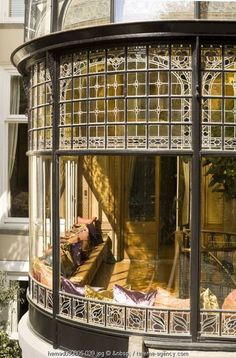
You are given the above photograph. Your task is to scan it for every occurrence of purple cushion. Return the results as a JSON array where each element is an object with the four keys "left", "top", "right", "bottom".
[
  {"left": 70, "top": 242, "right": 83, "bottom": 267},
  {"left": 113, "top": 284, "right": 157, "bottom": 306},
  {"left": 61, "top": 277, "right": 103, "bottom": 297}
]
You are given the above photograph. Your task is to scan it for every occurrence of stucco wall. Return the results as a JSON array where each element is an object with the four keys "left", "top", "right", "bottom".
[{"left": 0, "top": 25, "right": 24, "bottom": 64}]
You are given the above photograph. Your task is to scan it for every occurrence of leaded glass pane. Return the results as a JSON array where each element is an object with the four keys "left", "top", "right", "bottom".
[
  {"left": 225, "top": 99, "right": 236, "bottom": 123},
  {"left": 149, "top": 98, "right": 169, "bottom": 122},
  {"left": 127, "top": 46, "right": 147, "bottom": 70},
  {"left": 224, "top": 45, "right": 236, "bottom": 70},
  {"left": 89, "top": 50, "right": 105, "bottom": 73},
  {"left": 171, "top": 44, "right": 192, "bottom": 69},
  {"left": 73, "top": 51, "right": 88, "bottom": 76},
  {"left": 172, "top": 98, "right": 191, "bottom": 123},
  {"left": 201, "top": 44, "right": 236, "bottom": 151},
  {"left": 73, "top": 77, "right": 87, "bottom": 100},
  {"left": 202, "top": 72, "right": 222, "bottom": 97},
  {"left": 148, "top": 125, "right": 169, "bottom": 149},
  {"left": 89, "top": 75, "right": 105, "bottom": 98},
  {"left": 60, "top": 79, "right": 72, "bottom": 102},
  {"left": 107, "top": 99, "right": 125, "bottom": 122},
  {"left": 89, "top": 126, "right": 105, "bottom": 148},
  {"left": 89, "top": 100, "right": 105, "bottom": 123},
  {"left": 107, "top": 74, "right": 125, "bottom": 97},
  {"left": 107, "top": 125, "right": 125, "bottom": 148},
  {"left": 73, "top": 102, "right": 87, "bottom": 124},
  {"left": 201, "top": 45, "right": 222, "bottom": 70},
  {"left": 149, "top": 72, "right": 169, "bottom": 96},
  {"left": 107, "top": 48, "right": 125, "bottom": 72},
  {"left": 127, "top": 73, "right": 146, "bottom": 96},
  {"left": 73, "top": 126, "right": 87, "bottom": 149},
  {"left": 149, "top": 45, "right": 169, "bottom": 70},
  {"left": 202, "top": 99, "right": 222, "bottom": 124},
  {"left": 127, "top": 124, "right": 147, "bottom": 148},
  {"left": 127, "top": 99, "right": 146, "bottom": 122},
  {"left": 225, "top": 72, "right": 236, "bottom": 97},
  {"left": 171, "top": 72, "right": 192, "bottom": 96},
  {"left": 60, "top": 55, "right": 73, "bottom": 78}
]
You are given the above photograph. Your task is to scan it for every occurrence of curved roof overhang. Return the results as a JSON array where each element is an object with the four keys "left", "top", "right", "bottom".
[{"left": 11, "top": 20, "right": 236, "bottom": 74}]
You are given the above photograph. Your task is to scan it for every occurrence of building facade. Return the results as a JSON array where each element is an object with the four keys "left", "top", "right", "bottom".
[
  {"left": 12, "top": 0, "right": 236, "bottom": 356},
  {"left": 0, "top": 0, "right": 29, "bottom": 340}
]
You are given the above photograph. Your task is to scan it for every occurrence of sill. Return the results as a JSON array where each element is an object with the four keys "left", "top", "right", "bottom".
[
  {"left": 3, "top": 17, "right": 24, "bottom": 24},
  {"left": 1, "top": 218, "right": 29, "bottom": 232}
]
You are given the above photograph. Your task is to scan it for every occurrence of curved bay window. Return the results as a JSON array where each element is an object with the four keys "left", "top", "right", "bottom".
[{"left": 11, "top": 16, "right": 236, "bottom": 353}]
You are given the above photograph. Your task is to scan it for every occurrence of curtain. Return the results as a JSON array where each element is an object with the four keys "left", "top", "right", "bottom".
[
  {"left": 182, "top": 160, "right": 190, "bottom": 227},
  {"left": 8, "top": 77, "right": 20, "bottom": 179}
]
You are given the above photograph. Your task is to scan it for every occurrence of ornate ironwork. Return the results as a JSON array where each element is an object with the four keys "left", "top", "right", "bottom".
[
  {"left": 28, "top": 59, "right": 53, "bottom": 151},
  {"left": 29, "top": 275, "right": 236, "bottom": 338},
  {"left": 56, "top": 43, "right": 193, "bottom": 151},
  {"left": 201, "top": 44, "right": 236, "bottom": 151}
]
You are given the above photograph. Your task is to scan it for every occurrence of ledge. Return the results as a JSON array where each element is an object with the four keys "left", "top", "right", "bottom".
[{"left": 11, "top": 20, "right": 236, "bottom": 74}]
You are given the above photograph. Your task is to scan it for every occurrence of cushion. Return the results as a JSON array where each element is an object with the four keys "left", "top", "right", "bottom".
[
  {"left": 113, "top": 284, "right": 157, "bottom": 306},
  {"left": 70, "top": 242, "right": 83, "bottom": 267},
  {"left": 201, "top": 288, "right": 219, "bottom": 309},
  {"left": 32, "top": 258, "right": 52, "bottom": 288},
  {"left": 61, "top": 277, "right": 103, "bottom": 296},
  {"left": 222, "top": 289, "right": 236, "bottom": 310},
  {"left": 84, "top": 285, "right": 113, "bottom": 302},
  {"left": 60, "top": 244, "right": 76, "bottom": 277}
]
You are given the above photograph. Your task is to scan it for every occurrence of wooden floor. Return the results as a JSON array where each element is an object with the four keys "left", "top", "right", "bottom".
[{"left": 92, "top": 243, "right": 176, "bottom": 291}]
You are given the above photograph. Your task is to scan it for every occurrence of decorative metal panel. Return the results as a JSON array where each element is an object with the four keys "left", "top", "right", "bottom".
[
  {"left": 58, "top": 44, "right": 192, "bottom": 151},
  {"left": 201, "top": 44, "right": 236, "bottom": 151},
  {"left": 28, "top": 60, "right": 53, "bottom": 151}
]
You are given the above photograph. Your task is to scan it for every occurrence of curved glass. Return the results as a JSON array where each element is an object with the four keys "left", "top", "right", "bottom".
[
  {"left": 114, "top": 0, "right": 194, "bottom": 22},
  {"left": 59, "top": 0, "right": 111, "bottom": 31},
  {"left": 24, "top": 1, "right": 236, "bottom": 42},
  {"left": 26, "top": 41, "right": 236, "bottom": 338},
  {"left": 200, "top": 157, "right": 236, "bottom": 337},
  {"left": 25, "top": 0, "right": 51, "bottom": 41},
  {"left": 29, "top": 155, "right": 52, "bottom": 289}
]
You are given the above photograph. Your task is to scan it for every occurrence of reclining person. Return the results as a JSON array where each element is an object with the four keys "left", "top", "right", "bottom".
[{"left": 40, "top": 216, "right": 98, "bottom": 277}]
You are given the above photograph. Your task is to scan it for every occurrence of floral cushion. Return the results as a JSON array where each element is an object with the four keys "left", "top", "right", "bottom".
[
  {"left": 113, "top": 284, "right": 157, "bottom": 306},
  {"left": 200, "top": 288, "right": 219, "bottom": 309},
  {"left": 84, "top": 285, "right": 113, "bottom": 301}
]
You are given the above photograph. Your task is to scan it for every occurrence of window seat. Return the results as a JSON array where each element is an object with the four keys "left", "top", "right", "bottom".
[{"left": 70, "top": 235, "right": 112, "bottom": 286}]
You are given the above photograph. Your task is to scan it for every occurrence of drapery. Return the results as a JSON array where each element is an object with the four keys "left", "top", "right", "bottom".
[{"left": 8, "top": 76, "right": 20, "bottom": 180}]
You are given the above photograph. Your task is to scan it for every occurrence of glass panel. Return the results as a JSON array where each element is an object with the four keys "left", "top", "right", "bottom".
[
  {"left": 149, "top": 98, "right": 169, "bottom": 122},
  {"left": 29, "top": 60, "right": 53, "bottom": 151},
  {"left": 127, "top": 46, "right": 147, "bottom": 71},
  {"left": 114, "top": 0, "right": 194, "bottom": 22},
  {"left": 200, "top": 2, "right": 236, "bottom": 20},
  {"left": 200, "top": 157, "right": 236, "bottom": 337},
  {"left": 149, "top": 72, "right": 169, "bottom": 96},
  {"left": 149, "top": 45, "right": 169, "bottom": 70},
  {"left": 107, "top": 99, "right": 125, "bottom": 122},
  {"left": 29, "top": 156, "right": 52, "bottom": 287},
  {"left": 8, "top": 123, "right": 28, "bottom": 217},
  {"left": 201, "top": 44, "right": 236, "bottom": 151},
  {"left": 60, "top": 0, "right": 111, "bottom": 31},
  {"left": 107, "top": 48, "right": 125, "bottom": 72},
  {"left": 25, "top": 0, "right": 51, "bottom": 41},
  {"left": 56, "top": 155, "right": 191, "bottom": 321},
  {"left": 57, "top": 44, "right": 192, "bottom": 151},
  {"left": 107, "top": 74, "right": 125, "bottom": 97}
]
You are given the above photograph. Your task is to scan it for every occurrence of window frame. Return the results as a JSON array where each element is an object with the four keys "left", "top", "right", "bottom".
[
  {"left": 0, "top": 66, "right": 28, "bottom": 230},
  {"left": 0, "top": 0, "right": 24, "bottom": 24}
]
